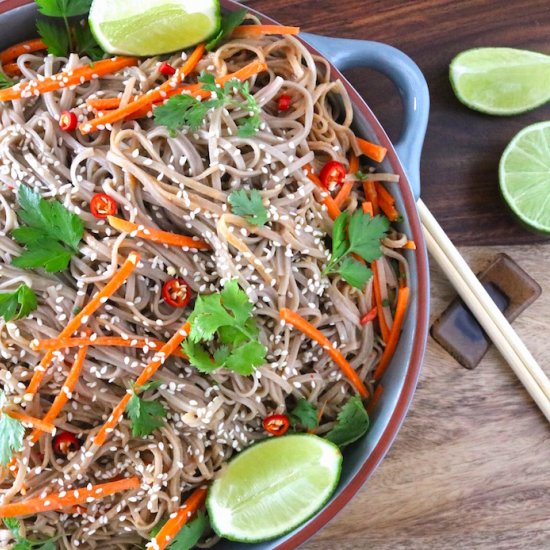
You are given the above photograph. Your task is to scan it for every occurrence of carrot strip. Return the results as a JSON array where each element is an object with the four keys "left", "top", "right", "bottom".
[
  {"left": 280, "top": 309, "right": 368, "bottom": 398},
  {"left": 80, "top": 44, "right": 205, "bottom": 134},
  {"left": 349, "top": 152, "right": 359, "bottom": 174},
  {"left": 33, "top": 336, "right": 186, "bottom": 358},
  {"left": 0, "top": 57, "right": 138, "bottom": 102},
  {"left": 0, "top": 39, "right": 46, "bottom": 64},
  {"left": 5, "top": 410, "right": 55, "bottom": 434},
  {"left": 362, "top": 201, "right": 373, "bottom": 217},
  {"left": 107, "top": 216, "right": 210, "bottom": 250},
  {"left": 0, "top": 476, "right": 140, "bottom": 518},
  {"left": 93, "top": 322, "right": 191, "bottom": 447},
  {"left": 374, "top": 182, "right": 395, "bottom": 205},
  {"left": 363, "top": 180, "right": 379, "bottom": 215},
  {"left": 303, "top": 164, "right": 341, "bottom": 220},
  {"left": 378, "top": 197, "right": 399, "bottom": 221},
  {"left": 357, "top": 137, "right": 387, "bottom": 163},
  {"left": 373, "top": 286, "right": 410, "bottom": 381},
  {"left": 86, "top": 97, "right": 128, "bottom": 110},
  {"left": 359, "top": 306, "right": 378, "bottom": 326},
  {"left": 334, "top": 181, "right": 353, "bottom": 208},
  {"left": 371, "top": 261, "right": 390, "bottom": 342},
  {"left": 3, "top": 62, "right": 22, "bottom": 76},
  {"left": 233, "top": 25, "right": 300, "bottom": 36},
  {"left": 24, "top": 252, "right": 140, "bottom": 400},
  {"left": 403, "top": 240, "right": 416, "bottom": 250},
  {"left": 151, "top": 487, "right": 208, "bottom": 550},
  {"left": 366, "top": 384, "right": 384, "bottom": 415}
]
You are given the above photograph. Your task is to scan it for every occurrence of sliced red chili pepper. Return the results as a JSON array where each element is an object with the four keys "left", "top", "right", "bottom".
[
  {"left": 90, "top": 193, "right": 118, "bottom": 219},
  {"left": 360, "top": 306, "right": 378, "bottom": 326},
  {"left": 59, "top": 110, "right": 78, "bottom": 132},
  {"left": 277, "top": 94, "right": 292, "bottom": 111},
  {"left": 159, "top": 62, "right": 176, "bottom": 76},
  {"left": 320, "top": 160, "right": 347, "bottom": 188},
  {"left": 263, "top": 414, "right": 290, "bottom": 436},
  {"left": 53, "top": 432, "right": 80, "bottom": 456},
  {"left": 162, "top": 278, "right": 192, "bottom": 308}
]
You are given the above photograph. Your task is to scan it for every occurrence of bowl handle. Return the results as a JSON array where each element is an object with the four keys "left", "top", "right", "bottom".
[{"left": 301, "top": 33, "right": 429, "bottom": 200}]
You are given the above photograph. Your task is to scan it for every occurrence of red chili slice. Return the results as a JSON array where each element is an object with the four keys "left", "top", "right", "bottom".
[
  {"left": 320, "top": 160, "right": 347, "bottom": 188},
  {"left": 90, "top": 193, "right": 118, "bottom": 219},
  {"left": 59, "top": 111, "right": 78, "bottom": 132},
  {"left": 162, "top": 278, "right": 192, "bottom": 308},
  {"left": 277, "top": 94, "right": 292, "bottom": 111},
  {"left": 159, "top": 62, "right": 176, "bottom": 76},
  {"left": 360, "top": 306, "right": 378, "bottom": 326},
  {"left": 53, "top": 432, "right": 80, "bottom": 456},
  {"left": 263, "top": 414, "right": 290, "bottom": 436}
]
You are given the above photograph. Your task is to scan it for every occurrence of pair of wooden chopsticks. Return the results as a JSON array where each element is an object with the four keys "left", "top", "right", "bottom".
[{"left": 417, "top": 199, "right": 550, "bottom": 423}]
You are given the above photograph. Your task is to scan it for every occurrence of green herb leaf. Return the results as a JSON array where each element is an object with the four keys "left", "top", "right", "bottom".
[
  {"left": 3, "top": 518, "right": 21, "bottom": 538},
  {"left": 225, "top": 340, "right": 266, "bottom": 375},
  {"left": 0, "top": 392, "right": 25, "bottom": 466},
  {"left": 126, "top": 384, "right": 167, "bottom": 438},
  {"left": 206, "top": 8, "right": 247, "bottom": 51},
  {"left": 0, "top": 284, "right": 38, "bottom": 322},
  {"left": 74, "top": 21, "right": 104, "bottom": 61},
  {"left": 347, "top": 212, "right": 390, "bottom": 262},
  {"left": 220, "top": 279, "right": 254, "bottom": 324},
  {"left": 0, "top": 71, "right": 15, "bottom": 90},
  {"left": 12, "top": 239, "right": 74, "bottom": 273},
  {"left": 36, "top": 18, "right": 69, "bottom": 56},
  {"left": 151, "top": 511, "right": 207, "bottom": 550},
  {"left": 35, "top": 0, "right": 92, "bottom": 17},
  {"left": 331, "top": 211, "right": 350, "bottom": 262},
  {"left": 228, "top": 189, "right": 268, "bottom": 226},
  {"left": 35, "top": 541, "right": 56, "bottom": 550},
  {"left": 325, "top": 396, "right": 370, "bottom": 448},
  {"left": 3, "top": 517, "right": 57, "bottom": 549},
  {"left": 182, "top": 341, "right": 219, "bottom": 373},
  {"left": 154, "top": 94, "right": 212, "bottom": 136},
  {"left": 289, "top": 399, "right": 318, "bottom": 429},
  {"left": 337, "top": 257, "right": 373, "bottom": 290}
]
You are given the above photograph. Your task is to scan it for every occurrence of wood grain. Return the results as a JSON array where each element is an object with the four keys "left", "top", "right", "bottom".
[{"left": 249, "top": 0, "right": 550, "bottom": 246}]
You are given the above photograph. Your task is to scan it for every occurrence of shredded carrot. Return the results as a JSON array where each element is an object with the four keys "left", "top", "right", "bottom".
[
  {"left": 32, "top": 336, "right": 186, "bottom": 358},
  {"left": 303, "top": 164, "right": 341, "bottom": 220},
  {"left": 334, "top": 182, "right": 353, "bottom": 208},
  {"left": 357, "top": 137, "right": 387, "bottom": 163},
  {"left": 403, "top": 240, "right": 416, "bottom": 250},
  {"left": 359, "top": 306, "right": 378, "bottom": 326},
  {"left": 349, "top": 153, "right": 359, "bottom": 174},
  {"left": 233, "top": 25, "right": 300, "bottom": 36},
  {"left": 373, "top": 286, "right": 410, "bottom": 381},
  {"left": 363, "top": 180, "right": 379, "bottom": 215},
  {"left": 93, "top": 322, "right": 191, "bottom": 447},
  {"left": 0, "top": 57, "right": 138, "bottom": 103},
  {"left": 3, "top": 62, "right": 22, "bottom": 76},
  {"left": 0, "top": 476, "right": 140, "bottom": 518},
  {"left": 378, "top": 197, "right": 399, "bottom": 221},
  {"left": 371, "top": 261, "right": 390, "bottom": 342},
  {"left": 4, "top": 410, "right": 55, "bottom": 434},
  {"left": 25, "top": 252, "right": 140, "bottom": 400},
  {"left": 107, "top": 216, "right": 210, "bottom": 250},
  {"left": 280, "top": 309, "right": 368, "bottom": 398},
  {"left": 366, "top": 384, "right": 384, "bottom": 415},
  {"left": 374, "top": 182, "right": 395, "bottom": 205},
  {"left": 0, "top": 39, "right": 46, "bottom": 64},
  {"left": 362, "top": 201, "right": 373, "bottom": 217},
  {"left": 86, "top": 97, "right": 129, "bottom": 110},
  {"left": 79, "top": 44, "right": 205, "bottom": 133},
  {"left": 151, "top": 486, "right": 208, "bottom": 550}
]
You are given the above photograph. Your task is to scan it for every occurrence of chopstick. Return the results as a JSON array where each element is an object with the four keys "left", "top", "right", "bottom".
[{"left": 417, "top": 199, "right": 550, "bottom": 422}]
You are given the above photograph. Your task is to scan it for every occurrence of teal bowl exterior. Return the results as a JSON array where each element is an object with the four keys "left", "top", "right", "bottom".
[{"left": 0, "top": 1, "right": 431, "bottom": 548}]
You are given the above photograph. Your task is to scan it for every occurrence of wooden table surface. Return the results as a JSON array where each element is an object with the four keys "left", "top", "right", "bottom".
[{"left": 243, "top": 0, "right": 550, "bottom": 547}]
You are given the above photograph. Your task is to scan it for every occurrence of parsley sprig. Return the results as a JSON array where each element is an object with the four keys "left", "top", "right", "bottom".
[
  {"left": 323, "top": 210, "right": 390, "bottom": 289},
  {"left": 0, "top": 284, "right": 38, "bottom": 322},
  {"left": 0, "top": 391, "right": 25, "bottom": 466},
  {"left": 151, "top": 511, "right": 208, "bottom": 550},
  {"left": 3, "top": 518, "right": 57, "bottom": 550},
  {"left": 126, "top": 381, "right": 167, "bottom": 438},
  {"left": 325, "top": 396, "right": 370, "bottom": 447},
  {"left": 228, "top": 189, "right": 268, "bottom": 226},
  {"left": 11, "top": 185, "right": 84, "bottom": 273},
  {"left": 35, "top": 0, "right": 104, "bottom": 60},
  {"left": 154, "top": 72, "right": 262, "bottom": 138},
  {"left": 182, "top": 280, "right": 267, "bottom": 376}
]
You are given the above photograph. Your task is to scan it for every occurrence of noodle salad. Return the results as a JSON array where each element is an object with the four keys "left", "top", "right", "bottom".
[{"left": 0, "top": 2, "right": 415, "bottom": 548}]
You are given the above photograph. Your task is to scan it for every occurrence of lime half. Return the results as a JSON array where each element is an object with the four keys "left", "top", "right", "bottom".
[
  {"left": 89, "top": 0, "right": 221, "bottom": 56},
  {"left": 450, "top": 48, "right": 550, "bottom": 115},
  {"left": 500, "top": 121, "right": 550, "bottom": 234},
  {"left": 207, "top": 434, "right": 342, "bottom": 542}
]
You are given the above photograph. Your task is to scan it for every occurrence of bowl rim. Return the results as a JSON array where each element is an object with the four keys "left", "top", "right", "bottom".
[{"left": 0, "top": 0, "right": 430, "bottom": 547}]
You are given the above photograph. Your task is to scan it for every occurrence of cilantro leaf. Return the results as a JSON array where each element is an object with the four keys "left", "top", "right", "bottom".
[
  {"left": 289, "top": 399, "right": 318, "bottom": 430},
  {"left": 0, "top": 394, "right": 25, "bottom": 465},
  {"left": 126, "top": 385, "right": 167, "bottom": 438},
  {"left": 12, "top": 239, "right": 74, "bottom": 273},
  {"left": 182, "top": 341, "right": 219, "bottom": 373},
  {"left": 154, "top": 94, "right": 212, "bottom": 136},
  {"left": 3, "top": 517, "right": 57, "bottom": 549},
  {"left": 331, "top": 211, "right": 349, "bottom": 261},
  {"left": 187, "top": 293, "right": 235, "bottom": 343},
  {"left": 228, "top": 190, "right": 268, "bottom": 226},
  {"left": 337, "top": 257, "right": 373, "bottom": 290},
  {"left": 35, "top": 0, "right": 92, "bottom": 17},
  {"left": 221, "top": 279, "right": 254, "bottom": 323},
  {"left": 206, "top": 8, "right": 247, "bottom": 51},
  {"left": 36, "top": 18, "right": 69, "bottom": 56},
  {"left": 0, "top": 284, "right": 38, "bottom": 322},
  {"left": 225, "top": 340, "right": 266, "bottom": 375},
  {"left": 348, "top": 212, "right": 390, "bottom": 262},
  {"left": 0, "top": 71, "right": 15, "bottom": 90},
  {"left": 3, "top": 518, "right": 21, "bottom": 537},
  {"left": 74, "top": 21, "right": 104, "bottom": 61},
  {"left": 325, "top": 396, "right": 370, "bottom": 448}
]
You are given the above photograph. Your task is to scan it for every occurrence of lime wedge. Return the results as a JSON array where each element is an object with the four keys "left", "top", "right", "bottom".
[
  {"left": 499, "top": 121, "right": 550, "bottom": 234},
  {"left": 89, "top": 0, "right": 221, "bottom": 56},
  {"left": 207, "top": 434, "right": 342, "bottom": 542},
  {"left": 450, "top": 48, "right": 550, "bottom": 115}
]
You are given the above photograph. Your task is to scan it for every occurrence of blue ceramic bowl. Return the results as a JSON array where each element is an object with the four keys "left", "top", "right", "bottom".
[{"left": 0, "top": 1, "right": 431, "bottom": 547}]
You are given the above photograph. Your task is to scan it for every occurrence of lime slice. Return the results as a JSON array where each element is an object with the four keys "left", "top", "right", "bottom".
[
  {"left": 89, "top": 0, "right": 221, "bottom": 56},
  {"left": 499, "top": 121, "right": 550, "bottom": 234},
  {"left": 450, "top": 48, "right": 550, "bottom": 115},
  {"left": 207, "top": 434, "right": 342, "bottom": 542}
]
